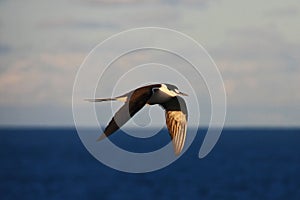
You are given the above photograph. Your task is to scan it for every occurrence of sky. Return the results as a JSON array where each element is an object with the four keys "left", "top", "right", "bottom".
[{"left": 0, "top": 0, "right": 299, "bottom": 127}]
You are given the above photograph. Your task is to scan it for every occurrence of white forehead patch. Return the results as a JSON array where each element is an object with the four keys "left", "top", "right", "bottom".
[{"left": 159, "top": 84, "right": 177, "bottom": 97}]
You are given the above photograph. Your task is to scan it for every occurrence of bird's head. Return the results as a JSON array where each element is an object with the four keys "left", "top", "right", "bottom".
[{"left": 161, "top": 83, "right": 188, "bottom": 97}]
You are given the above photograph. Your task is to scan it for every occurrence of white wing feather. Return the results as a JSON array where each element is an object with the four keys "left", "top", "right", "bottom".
[{"left": 165, "top": 111, "right": 187, "bottom": 155}]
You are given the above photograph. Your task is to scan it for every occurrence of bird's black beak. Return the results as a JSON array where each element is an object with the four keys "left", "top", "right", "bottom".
[{"left": 178, "top": 91, "right": 188, "bottom": 96}]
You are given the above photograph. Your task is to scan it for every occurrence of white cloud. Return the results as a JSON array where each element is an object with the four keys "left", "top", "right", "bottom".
[
  {"left": 211, "top": 26, "right": 300, "bottom": 125},
  {"left": 0, "top": 53, "right": 85, "bottom": 106}
]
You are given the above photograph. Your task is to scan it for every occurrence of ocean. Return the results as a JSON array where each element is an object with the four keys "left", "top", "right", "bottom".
[{"left": 0, "top": 128, "right": 299, "bottom": 199}]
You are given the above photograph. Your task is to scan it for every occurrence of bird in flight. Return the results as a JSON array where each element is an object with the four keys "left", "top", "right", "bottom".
[{"left": 86, "top": 83, "right": 188, "bottom": 156}]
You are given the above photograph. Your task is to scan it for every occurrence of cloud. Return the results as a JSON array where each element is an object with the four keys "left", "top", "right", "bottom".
[
  {"left": 265, "top": 6, "right": 299, "bottom": 18},
  {"left": 80, "top": 0, "right": 213, "bottom": 6},
  {"left": 38, "top": 19, "right": 119, "bottom": 30},
  {"left": 0, "top": 44, "right": 11, "bottom": 54},
  {"left": 81, "top": 0, "right": 148, "bottom": 5},
  {"left": 210, "top": 26, "right": 300, "bottom": 125},
  {"left": 0, "top": 53, "right": 85, "bottom": 106},
  {"left": 217, "top": 27, "right": 298, "bottom": 68}
]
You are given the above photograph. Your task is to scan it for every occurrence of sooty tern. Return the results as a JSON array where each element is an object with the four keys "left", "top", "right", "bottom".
[{"left": 86, "top": 83, "right": 188, "bottom": 155}]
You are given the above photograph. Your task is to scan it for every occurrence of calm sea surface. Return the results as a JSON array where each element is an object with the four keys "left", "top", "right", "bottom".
[{"left": 0, "top": 128, "right": 299, "bottom": 199}]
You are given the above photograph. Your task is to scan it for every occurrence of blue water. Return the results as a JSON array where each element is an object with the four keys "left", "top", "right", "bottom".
[{"left": 0, "top": 128, "right": 299, "bottom": 200}]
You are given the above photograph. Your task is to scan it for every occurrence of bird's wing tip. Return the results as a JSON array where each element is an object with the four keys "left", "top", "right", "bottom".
[
  {"left": 173, "top": 144, "right": 183, "bottom": 156},
  {"left": 96, "top": 134, "right": 107, "bottom": 141}
]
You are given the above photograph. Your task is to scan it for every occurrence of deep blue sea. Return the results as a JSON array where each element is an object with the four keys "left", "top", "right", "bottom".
[{"left": 0, "top": 128, "right": 299, "bottom": 200}]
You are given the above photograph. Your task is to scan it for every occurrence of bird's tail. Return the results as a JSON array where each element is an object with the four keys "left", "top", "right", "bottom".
[
  {"left": 85, "top": 98, "right": 117, "bottom": 102},
  {"left": 85, "top": 95, "right": 128, "bottom": 103}
]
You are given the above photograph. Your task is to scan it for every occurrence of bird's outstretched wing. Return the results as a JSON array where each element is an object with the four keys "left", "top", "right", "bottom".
[
  {"left": 161, "top": 96, "right": 188, "bottom": 155},
  {"left": 166, "top": 111, "right": 187, "bottom": 155},
  {"left": 97, "top": 86, "right": 156, "bottom": 141}
]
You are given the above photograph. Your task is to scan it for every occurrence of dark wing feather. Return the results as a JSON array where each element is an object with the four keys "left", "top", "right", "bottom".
[
  {"left": 161, "top": 96, "right": 188, "bottom": 155},
  {"left": 97, "top": 86, "right": 156, "bottom": 141}
]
